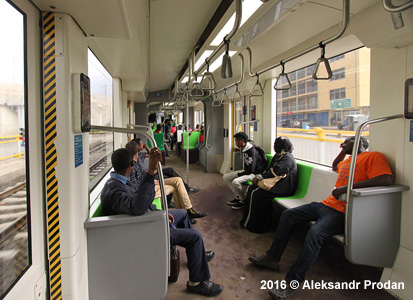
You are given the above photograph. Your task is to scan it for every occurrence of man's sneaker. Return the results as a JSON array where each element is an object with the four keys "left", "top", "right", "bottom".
[
  {"left": 232, "top": 201, "right": 245, "bottom": 210},
  {"left": 188, "top": 187, "right": 201, "bottom": 195},
  {"left": 187, "top": 209, "right": 208, "bottom": 219},
  {"left": 268, "top": 286, "right": 298, "bottom": 300},
  {"left": 227, "top": 198, "right": 240, "bottom": 205}
]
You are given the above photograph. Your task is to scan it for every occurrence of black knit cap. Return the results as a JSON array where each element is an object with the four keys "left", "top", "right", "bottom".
[{"left": 274, "top": 136, "right": 293, "bottom": 153}]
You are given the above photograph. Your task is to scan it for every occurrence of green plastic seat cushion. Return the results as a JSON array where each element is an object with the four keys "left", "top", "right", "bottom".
[{"left": 182, "top": 132, "right": 199, "bottom": 150}]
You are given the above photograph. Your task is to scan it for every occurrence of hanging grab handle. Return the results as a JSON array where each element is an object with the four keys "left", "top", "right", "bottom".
[
  {"left": 312, "top": 43, "right": 332, "bottom": 80},
  {"left": 200, "top": 60, "right": 217, "bottom": 91},
  {"left": 191, "top": 75, "right": 205, "bottom": 97},
  {"left": 274, "top": 62, "right": 292, "bottom": 90},
  {"left": 221, "top": 88, "right": 231, "bottom": 105},
  {"left": 250, "top": 74, "right": 264, "bottom": 97},
  {"left": 221, "top": 39, "right": 233, "bottom": 79},
  {"left": 232, "top": 83, "right": 242, "bottom": 102},
  {"left": 211, "top": 92, "right": 222, "bottom": 107}
]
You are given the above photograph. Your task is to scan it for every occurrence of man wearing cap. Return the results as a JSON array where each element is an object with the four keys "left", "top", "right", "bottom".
[
  {"left": 223, "top": 132, "right": 264, "bottom": 209},
  {"left": 249, "top": 136, "right": 393, "bottom": 300}
]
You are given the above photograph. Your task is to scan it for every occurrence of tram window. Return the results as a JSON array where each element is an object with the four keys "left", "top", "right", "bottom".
[
  {"left": 290, "top": 83, "right": 297, "bottom": 97},
  {"left": 331, "top": 68, "right": 345, "bottom": 81},
  {"left": 234, "top": 100, "right": 243, "bottom": 133},
  {"left": 88, "top": 49, "right": 114, "bottom": 186},
  {"left": 330, "top": 88, "right": 346, "bottom": 100},
  {"left": 298, "top": 81, "right": 306, "bottom": 95},
  {"left": 275, "top": 47, "right": 371, "bottom": 166},
  {"left": 0, "top": 2, "right": 30, "bottom": 296}
]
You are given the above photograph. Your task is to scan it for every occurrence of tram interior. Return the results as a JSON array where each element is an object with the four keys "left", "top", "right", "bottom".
[{"left": 0, "top": 0, "right": 413, "bottom": 299}]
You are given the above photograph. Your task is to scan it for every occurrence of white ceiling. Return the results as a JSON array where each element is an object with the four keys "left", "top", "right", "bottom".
[{"left": 29, "top": 0, "right": 412, "bottom": 104}]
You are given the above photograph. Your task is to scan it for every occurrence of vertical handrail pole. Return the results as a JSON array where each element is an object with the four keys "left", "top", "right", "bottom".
[
  {"left": 186, "top": 93, "right": 190, "bottom": 184},
  {"left": 344, "top": 114, "right": 403, "bottom": 246}
]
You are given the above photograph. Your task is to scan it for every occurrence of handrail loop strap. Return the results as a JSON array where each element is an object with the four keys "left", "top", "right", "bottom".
[
  {"left": 274, "top": 61, "right": 292, "bottom": 91},
  {"left": 221, "top": 39, "right": 233, "bottom": 79},
  {"left": 250, "top": 74, "right": 264, "bottom": 97},
  {"left": 232, "top": 83, "right": 242, "bottom": 102},
  {"left": 312, "top": 44, "right": 332, "bottom": 80},
  {"left": 221, "top": 88, "right": 231, "bottom": 105}
]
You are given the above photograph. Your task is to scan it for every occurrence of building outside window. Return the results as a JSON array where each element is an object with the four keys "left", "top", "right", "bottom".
[
  {"left": 298, "top": 81, "right": 306, "bottom": 95},
  {"left": 331, "top": 68, "right": 345, "bottom": 81},
  {"left": 330, "top": 87, "right": 346, "bottom": 100},
  {"left": 274, "top": 48, "right": 370, "bottom": 166}
]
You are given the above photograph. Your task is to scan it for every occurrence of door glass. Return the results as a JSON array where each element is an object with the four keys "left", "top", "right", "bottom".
[{"left": 0, "top": 1, "right": 30, "bottom": 296}]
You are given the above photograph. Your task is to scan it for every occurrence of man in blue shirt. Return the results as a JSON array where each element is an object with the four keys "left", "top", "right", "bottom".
[{"left": 101, "top": 147, "right": 223, "bottom": 297}]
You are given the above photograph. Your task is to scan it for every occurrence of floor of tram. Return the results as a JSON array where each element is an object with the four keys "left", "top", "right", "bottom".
[{"left": 163, "top": 150, "right": 396, "bottom": 300}]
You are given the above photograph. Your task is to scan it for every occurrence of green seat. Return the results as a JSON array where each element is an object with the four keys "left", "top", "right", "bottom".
[
  {"left": 245, "top": 154, "right": 314, "bottom": 202},
  {"left": 91, "top": 197, "right": 163, "bottom": 217},
  {"left": 182, "top": 132, "right": 199, "bottom": 150},
  {"left": 147, "top": 133, "right": 165, "bottom": 151},
  {"left": 274, "top": 161, "right": 314, "bottom": 202}
]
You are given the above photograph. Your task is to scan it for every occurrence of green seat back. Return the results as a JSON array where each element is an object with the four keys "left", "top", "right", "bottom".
[
  {"left": 148, "top": 133, "right": 165, "bottom": 151},
  {"left": 91, "top": 197, "right": 162, "bottom": 217},
  {"left": 274, "top": 161, "right": 314, "bottom": 201},
  {"left": 182, "top": 132, "right": 199, "bottom": 150}
]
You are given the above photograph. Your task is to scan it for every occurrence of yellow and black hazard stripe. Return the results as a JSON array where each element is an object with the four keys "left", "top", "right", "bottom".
[{"left": 42, "top": 12, "right": 62, "bottom": 300}]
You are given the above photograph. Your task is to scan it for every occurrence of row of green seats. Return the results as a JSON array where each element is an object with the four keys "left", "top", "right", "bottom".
[{"left": 245, "top": 153, "right": 314, "bottom": 202}]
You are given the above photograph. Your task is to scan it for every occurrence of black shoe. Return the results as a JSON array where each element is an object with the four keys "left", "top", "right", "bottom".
[
  {"left": 188, "top": 187, "right": 201, "bottom": 194},
  {"left": 190, "top": 218, "right": 198, "bottom": 225},
  {"left": 227, "top": 198, "right": 240, "bottom": 205},
  {"left": 188, "top": 209, "right": 208, "bottom": 219},
  {"left": 187, "top": 280, "right": 223, "bottom": 297},
  {"left": 206, "top": 251, "right": 215, "bottom": 262},
  {"left": 232, "top": 201, "right": 245, "bottom": 210},
  {"left": 168, "top": 202, "right": 175, "bottom": 208},
  {"left": 249, "top": 255, "right": 280, "bottom": 271}
]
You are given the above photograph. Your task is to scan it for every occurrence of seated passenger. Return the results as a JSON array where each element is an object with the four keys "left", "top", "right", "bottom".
[
  {"left": 240, "top": 137, "right": 298, "bottom": 233},
  {"left": 130, "top": 138, "right": 200, "bottom": 194},
  {"left": 125, "top": 140, "right": 206, "bottom": 224},
  {"left": 101, "top": 148, "right": 223, "bottom": 297},
  {"left": 223, "top": 132, "right": 265, "bottom": 209},
  {"left": 249, "top": 136, "right": 393, "bottom": 300}
]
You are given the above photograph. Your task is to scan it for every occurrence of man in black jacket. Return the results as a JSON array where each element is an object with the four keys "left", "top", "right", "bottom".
[
  {"left": 223, "top": 132, "right": 263, "bottom": 209},
  {"left": 101, "top": 148, "right": 223, "bottom": 297}
]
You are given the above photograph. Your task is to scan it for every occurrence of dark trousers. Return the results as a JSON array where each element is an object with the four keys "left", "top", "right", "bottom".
[
  {"left": 266, "top": 202, "right": 344, "bottom": 283},
  {"left": 162, "top": 167, "right": 190, "bottom": 192},
  {"left": 241, "top": 185, "right": 278, "bottom": 233},
  {"left": 169, "top": 209, "right": 210, "bottom": 282}
]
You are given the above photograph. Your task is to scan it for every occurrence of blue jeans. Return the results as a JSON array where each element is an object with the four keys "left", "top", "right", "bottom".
[{"left": 266, "top": 202, "right": 344, "bottom": 283}]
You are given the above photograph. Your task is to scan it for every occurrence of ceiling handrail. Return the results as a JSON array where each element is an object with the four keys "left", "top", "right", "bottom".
[
  {"left": 383, "top": 0, "right": 413, "bottom": 12},
  {"left": 193, "top": 0, "right": 242, "bottom": 79},
  {"left": 247, "top": 0, "right": 350, "bottom": 78}
]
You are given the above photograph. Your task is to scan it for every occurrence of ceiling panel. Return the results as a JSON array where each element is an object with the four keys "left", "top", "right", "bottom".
[{"left": 149, "top": 0, "right": 222, "bottom": 92}]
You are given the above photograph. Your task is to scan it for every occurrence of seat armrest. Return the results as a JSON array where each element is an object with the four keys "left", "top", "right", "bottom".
[
  {"left": 351, "top": 185, "right": 409, "bottom": 197},
  {"left": 84, "top": 210, "right": 166, "bottom": 229}
]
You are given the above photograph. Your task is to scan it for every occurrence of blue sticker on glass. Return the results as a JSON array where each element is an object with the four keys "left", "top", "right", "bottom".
[{"left": 74, "top": 134, "right": 83, "bottom": 168}]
